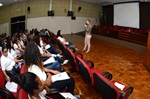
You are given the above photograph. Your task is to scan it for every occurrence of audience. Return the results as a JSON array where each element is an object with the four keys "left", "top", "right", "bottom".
[
  {"left": 13, "top": 72, "right": 51, "bottom": 99},
  {"left": 24, "top": 43, "right": 75, "bottom": 94}
]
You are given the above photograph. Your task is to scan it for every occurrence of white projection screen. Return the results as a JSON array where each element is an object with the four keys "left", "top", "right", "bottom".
[{"left": 113, "top": 2, "right": 139, "bottom": 28}]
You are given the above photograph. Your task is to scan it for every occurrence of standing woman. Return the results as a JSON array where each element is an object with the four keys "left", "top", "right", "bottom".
[{"left": 82, "top": 19, "right": 92, "bottom": 53}]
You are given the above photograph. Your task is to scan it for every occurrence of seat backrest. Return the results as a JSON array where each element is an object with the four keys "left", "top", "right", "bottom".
[
  {"left": 64, "top": 47, "right": 78, "bottom": 71},
  {"left": 20, "top": 65, "right": 26, "bottom": 74},
  {"left": 0, "top": 87, "right": 16, "bottom": 99},
  {"left": 56, "top": 39, "right": 66, "bottom": 54},
  {"left": 17, "top": 88, "right": 29, "bottom": 99},
  {"left": 0, "top": 69, "right": 5, "bottom": 88},
  {"left": 93, "top": 73, "right": 119, "bottom": 99},
  {"left": 76, "top": 57, "right": 92, "bottom": 83}
]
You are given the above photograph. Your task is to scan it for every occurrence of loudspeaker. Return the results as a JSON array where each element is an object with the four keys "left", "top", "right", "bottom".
[
  {"left": 67, "top": 11, "right": 74, "bottom": 16},
  {"left": 78, "top": 6, "right": 81, "bottom": 12},
  {"left": 27, "top": 7, "right": 30, "bottom": 12},
  {"left": 71, "top": 16, "right": 76, "bottom": 20},
  {"left": 48, "top": 10, "right": 54, "bottom": 16}
]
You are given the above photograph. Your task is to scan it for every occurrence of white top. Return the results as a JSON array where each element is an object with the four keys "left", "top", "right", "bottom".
[
  {"left": 38, "top": 45, "right": 44, "bottom": 55},
  {"left": 28, "top": 64, "right": 47, "bottom": 96},
  {"left": 8, "top": 49, "right": 17, "bottom": 58},
  {"left": 57, "top": 37, "right": 69, "bottom": 45},
  {"left": 28, "top": 64, "right": 47, "bottom": 81},
  {"left": 40, "top": 40, "right": 44, "bottom": 48},
  {"left": 28, "top": 93, "right": 47, "bottom": 99},
  {"left": 1, "top": 54, "right": 15, "bottom": 71},
  {"left": 19, "top": 40, "right": 24, "bottom": 47},
  {"left": 58, "top": 36, "right": 65, "bottom": 42},
  {"left": 13, "top": 43, "right": 21, "bottom": 55}
]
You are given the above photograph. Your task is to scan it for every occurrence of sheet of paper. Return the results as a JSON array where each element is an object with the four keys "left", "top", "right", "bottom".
[
  {"left": 5, "top": 81, "right": 18, "bottom": 92},
  {"left": 114, "top": 82, "right": 125, "bottom": 90},
  {"left": 60, "top": 92, "right": 77, "bottom": 99},
  {"left": 44, "top": 56, "right": 55, "bottom": 65},
  {"left": 51, "top": 72, "right": 70, "bottom": 82}
]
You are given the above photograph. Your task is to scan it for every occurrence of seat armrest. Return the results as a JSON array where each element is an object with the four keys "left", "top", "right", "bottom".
[
  {"left": 84, "top": 60, "right": 94, "bottom": 69},
  {"left": 69, "top": 47, "right": 76, "bottom": 53},
  {"left": 75, "top": 52, "right": 83, "bottom": 59},
  {"left": 46, "top": 88, "right": 59, "bottom": 95},
  {"left": 50, "top": 88, "right": 60, "bottom": 94},
  {"left": 101, "top": 72, "right": 112, "bottom": 80},
  {"left": 120, "top": 86, "right": 134, "bottom": 99}
]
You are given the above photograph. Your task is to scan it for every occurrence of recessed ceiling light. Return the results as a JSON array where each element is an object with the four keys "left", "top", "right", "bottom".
[{"left": 0, "top": 3, "right": 3, "bottom": 6}]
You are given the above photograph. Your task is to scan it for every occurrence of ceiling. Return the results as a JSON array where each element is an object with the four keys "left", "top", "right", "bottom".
[{"left": 0, "top": 0, "right": 143, "bottom": 7}]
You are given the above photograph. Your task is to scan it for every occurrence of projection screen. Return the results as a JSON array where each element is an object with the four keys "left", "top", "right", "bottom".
[{"left": 113, "top": 2, "right": 139, "bottom": 28}]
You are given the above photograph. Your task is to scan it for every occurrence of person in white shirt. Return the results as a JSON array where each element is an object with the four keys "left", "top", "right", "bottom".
[
  {"left": 24, "top": 43, "right": 75, "bottom": 94},
  {"left": 13, "top": 72, "right": 50, "bottom": 99},
  {"left": 18, "top": 35, "right": 26, "bottom": 49},
  {"left": 1, "top": 46, "right": 21, "bottom": 81},
  {"left": 13, "top": 37, "right": 24, "bottom": 56},
  {"left": 57, "top": 30, "right": 74, "bottom": 47}
]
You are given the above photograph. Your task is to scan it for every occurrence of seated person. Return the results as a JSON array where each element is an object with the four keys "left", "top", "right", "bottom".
[
  {"left": 13, "top": 37, "right": 24, "bottom": 56},
  {"left": 1, "top": 45, "right": 23, "bottom": 81},
  {"left": 41, "top": 38, "right": 60, "bottom": 55},
  {"left": 13, "top": 72, "right": 51, "bottom": 99},
  {"left": 24, "top": 43, "right": 75, "bottom": 94},
  {"left": 33, "top": 36, "right": 68, "bottom": 66},
  {"left": 57, "top": 30, "right": 74, "bottom": 47}
]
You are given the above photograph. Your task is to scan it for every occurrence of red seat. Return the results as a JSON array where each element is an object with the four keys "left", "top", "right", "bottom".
[
  {"left": 139, "top": 29, "right": 143, "bottom": 34},
  {"left": 134, "top": 29, "right": 138, "bottom": 34},
  {"left": 0, "top": 70, "right": 5, "bottom": 88},
  {"left": 64, "top": 47, "right": 82, "bottom": 72},
  {"left": 17, "top": 88, "right": 28, "bottom": 99},
  {"left": 76, "top": 56, "right": 106, "bottom": 86},
  {"left": 20, "top": 65, "right": 26, "bottom": 74},
  {"left": 108, "top": 26, "right": 113, "bottom": 30},
  {"left": 120, "top": 28, "right": 125, "bottom": 32},
  {"left": 103, "top": 26, "right": 107, "bottom": 29},
  {"left": 0, "top": 69, "right": 17, "bottom": 98},
  {"left": 93, "top": 72, "right": 133, "bottom": 99},
  {"left": 114, "top": 25, "right": 119, "bottom": 31}
]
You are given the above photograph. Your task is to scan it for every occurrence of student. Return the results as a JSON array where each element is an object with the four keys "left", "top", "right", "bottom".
[
  {"left": 24, "top": 43, "right": 75, "bottom": 94},
  {"left": 13, "top": 72, "right": 50, "bottom": 99},
  {"left": 13, "top": 37, "right": 24, "bottom": 56},
  {"left": 33, "top": 36, "right": 68, "bottom": 66},
  {"left": 57, "top": 30, "right": 73, "bottom": 47},
  {"left": 1, "top": 45, "right": 21, "bottom": 81},
  {"left": 42, "top": 39, "right": 60, "bottom": 55}
]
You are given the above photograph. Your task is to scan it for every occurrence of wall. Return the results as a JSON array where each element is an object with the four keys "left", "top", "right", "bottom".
[
  {"left": 0, "top": 22, "right": 9, "bottom": 35},
  {"left": 0, "top": 0, "right": 102, "bottom": 35},
  {"left": 27, "top": 16, "right": 99, "bottom": 34}
]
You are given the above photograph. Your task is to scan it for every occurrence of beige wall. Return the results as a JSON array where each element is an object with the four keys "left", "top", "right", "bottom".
[
  {"left": 0, "top": 0, "right": 102, "bottom": 35},
  {"left": 0, "top": 0, "right": 101, "bottom": 23}
]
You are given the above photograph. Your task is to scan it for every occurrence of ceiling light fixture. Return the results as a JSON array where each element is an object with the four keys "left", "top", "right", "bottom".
[{"left": 0, "top": 3, "right": 3, "bottom": 6}]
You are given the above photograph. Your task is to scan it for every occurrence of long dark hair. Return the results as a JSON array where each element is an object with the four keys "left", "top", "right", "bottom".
[
  {"left": 6, "top": 37, "right": 14, "bottom": 52},
  {"left": 57, "top": 30, "right": 63, "bottom": 37},
  {"left": 32, "top": 35, "right": 41, "bottom": 47},
  {"left": 13, "top": 72, "right": 39, "bottom": 96},
  {"left": 24, "top": 43, "right": 44, "bottom": 71}
]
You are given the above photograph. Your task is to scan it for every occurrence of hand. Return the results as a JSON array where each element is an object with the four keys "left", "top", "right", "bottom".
[
  {"left": 84, "top": 24, "right": 87, "bottom": 27},
  {"left": 52, "top": 70, "right": 60, "bottom": 75},
  {"left": 47, "top": 73, "right": 51, "bottom": 77},
  {"left": 6, "top": 76, "right": 11, "bottom": 81}
]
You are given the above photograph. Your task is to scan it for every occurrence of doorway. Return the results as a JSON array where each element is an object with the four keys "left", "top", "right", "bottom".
[{"left": 11, "top": 16, "right": 25, "bottom": 36}]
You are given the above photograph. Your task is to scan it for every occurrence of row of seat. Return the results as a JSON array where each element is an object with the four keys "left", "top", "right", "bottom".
[
  {"left": 49, "top": 32, "right": 134, "bottom": 99},
  {"left": 103, "top": 25, "right": 148, "bottom": 34}
]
